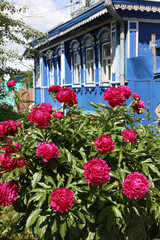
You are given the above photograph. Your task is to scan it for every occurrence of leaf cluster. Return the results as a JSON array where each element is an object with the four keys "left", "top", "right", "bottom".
[{"left": 1, "top": 98, "right": 160, "bottom": 240}]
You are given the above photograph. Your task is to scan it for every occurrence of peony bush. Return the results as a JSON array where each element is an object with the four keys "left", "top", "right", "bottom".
[{"left": 0, "top": 83, "right": 160, "bottom": 240}]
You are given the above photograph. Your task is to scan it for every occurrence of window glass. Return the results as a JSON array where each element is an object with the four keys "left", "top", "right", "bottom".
[
  {"left": 73, "top": 52, "right": 80, "bottom": 84},
  {"left": 86, "top": 48, "right": 94, "bottom": 83},
  {"left": 102, "top": 43, "right": 111, "bottom": 82},
  {"left": 36, "top": 65, "right": 41, "bottom": 86},
  {"left": 49, "top": 60, "right": 54, "bottom": 85}
]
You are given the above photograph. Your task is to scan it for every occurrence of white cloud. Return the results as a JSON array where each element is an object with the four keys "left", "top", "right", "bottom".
[
  {"left": 6, "top": 0, "right": 71, "bottom": 71},
  {"left": 15, "top": 0, "right": 71, "bottom": 32}
]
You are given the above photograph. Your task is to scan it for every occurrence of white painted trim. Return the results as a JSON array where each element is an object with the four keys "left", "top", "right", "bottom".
[
  {"left": 61, "top": 42, "right": 65, "bottom": 86},
  {"left": 115, "top": 4, "right": 160, "bottom": 13},
  {"left": 124, "top": 18, "right": 160, "bottom": 24}
]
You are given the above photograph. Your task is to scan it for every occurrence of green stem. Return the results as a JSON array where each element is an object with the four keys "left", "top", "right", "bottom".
[{"left": 13, "top": 89, "right": 29, "bottom": 113}]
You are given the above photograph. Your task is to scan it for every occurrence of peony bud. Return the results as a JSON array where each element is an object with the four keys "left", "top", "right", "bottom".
[
  {"left": 27, "top": 131, "right": 32, "bottom": 136},
  {"left": 16, "top": 154, "right": 21, "bottom": 159},
  {"left": 77, "top": 199, "right": 82, "bottom": 204},
  {"left": 91, "top": 142, "right": 95, "bottom": 145},
  {"left": 114, "top": 181, "right": 119, "bottom": 187}
]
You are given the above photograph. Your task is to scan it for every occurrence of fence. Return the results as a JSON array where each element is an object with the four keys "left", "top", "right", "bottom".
[{"left": 17, "top": 88, "right": 34, "bottom": 111}]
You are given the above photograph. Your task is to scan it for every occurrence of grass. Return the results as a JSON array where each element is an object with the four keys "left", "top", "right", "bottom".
[{"left": 0, "top": 206, "right": 38, "bottom": 240}]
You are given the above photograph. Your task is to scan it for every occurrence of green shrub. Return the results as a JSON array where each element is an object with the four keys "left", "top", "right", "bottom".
[{"left": 0, "top": 86, "right": 160, "bottom": 240}]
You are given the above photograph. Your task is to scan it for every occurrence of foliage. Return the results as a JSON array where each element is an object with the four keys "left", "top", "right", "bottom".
[
  {"left": 11, "top": 70, "right": 33, "bottom": 88},
  {"left": 0, "top": 0, "right": 44, "bottom": 76},
  {"left": 1, "top": 87, "right": 160, "bottom": 240},
  {"left": 0, "top": 102, "right": 26, "bottom": 122},
  {"left": 0, "top": 206, "right": 38, "bottom": 240}
]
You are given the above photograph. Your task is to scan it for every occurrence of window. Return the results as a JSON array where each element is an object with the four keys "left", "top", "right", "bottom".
[
  {"left": 102, "top": 43, "right": 111, "bottom": 82},
  {"left": 86, "top": 0, "right": 91, "bottom": 7},
  {"left": 86, "top": 48, "right": 94, "bottom": 83},
  {"left": 49, "top": 60, "right": 54, "bottom": 85},
  {"left": 73, "top": 52, "right": 80, "bottom": 84},
  {"left": 36, "top": 65, "right": 41, "bottom": 87},
  {"left": 69, "top": 39, "right": 81, "bottom": 87}
]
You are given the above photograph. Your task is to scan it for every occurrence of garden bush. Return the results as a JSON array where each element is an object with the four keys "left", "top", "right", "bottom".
[
  {"left": 0, "top": 82, "right": 160, "bottom": 240},
  {"left": 0, "top": 102, "right": 26, "bottom": 122}
]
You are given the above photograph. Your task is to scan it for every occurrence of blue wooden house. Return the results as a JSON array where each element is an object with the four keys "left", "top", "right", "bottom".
[{"left": 31, "top": 0, "right": 160, "bottom": 121}]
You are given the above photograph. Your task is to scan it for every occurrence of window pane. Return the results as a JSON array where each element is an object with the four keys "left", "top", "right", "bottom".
[
  {"left": 87, "top": 49, "right": 93, "bottom": 61},
  {"left": 36, "top": 65, "right": 41, "bottom": 86},
  {"left": 102, "top": 43, "right": 111, "bottom": 82},
  {"left": 103, "top": 44, "right": 110, "bottom": 58},
  {"left": 73, "top": 52, "right": 80, "bottom": 84}
]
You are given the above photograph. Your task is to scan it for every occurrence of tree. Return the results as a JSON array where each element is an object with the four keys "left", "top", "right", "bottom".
[{"left": 0, "top": 0, "right": 44, "bottom": 76}]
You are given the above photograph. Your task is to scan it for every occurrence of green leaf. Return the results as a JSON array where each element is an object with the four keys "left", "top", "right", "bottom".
[
  {"left": 35, "top": 216, "right": 48, "bottom": 238},
  {"left": 118, "top": 150, "right": 123, "bottom": 166},
  {"left": 21, "top": 90, "right": 28, "bottom": 97},
  {"left": 26, "top": 209, "right": 41, "bottom": 229},
  {"left": 109, "top": 171, "right": 120, "bottom": 180},
  {"left": 59, "top": 221, "right": 67, "bottom": 240},
  {"left": 51, "top": 219, "right": 57, "bottom": 235},
  {"left": 112, "top": 206, "right": 122, "bottom": 218},
  {"left": 31, "top": 171, "right": 42, "bottom": 189},
  {"left": 142, "top": 163, "right": 149, "bottom": 176},
  {"left": 98, "top": 206, "right": 111, "bottom": 222}
]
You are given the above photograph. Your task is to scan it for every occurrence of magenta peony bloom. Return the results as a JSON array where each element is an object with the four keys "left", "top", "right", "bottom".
[
  {"left": 132, "top": 93, "right": 140, "bottom": 100},
  {"left": 53, "top": 111, "right": 64, "bottom": 118},
  {"left": 0, "top": 181, "right": 19, "bottom": 206},
  {"left": 48, "top": 85, "right": 62, "bottom": 93},
  {"left": 121, "top": 129, "right": 137, "bottom": 144},
  {"left": 119, "top": 85, "right": 132, "bottom": 99},
  {"left": 158, "top": 120, "right": 160, "bottom": 126},
  {"left": 103, "top": 86, "right": 126, "bottom": 107},
  {"left": 50, "top": 187, "right": 75, "bottom": 213},
  {"left": 7, "top": 80, "right": 16, "bottom": 88},
  {"left": 36, "top": 142, "right": 60, "bottom": 162},
  {"left": 132, "top": 100, "right": 145, "bottom": 114},
  {"left": 94, "top": 135, "right": 115, "bottom": 154},
  {"left": 56, "top": 88, "right": 78, "bottom": 107},
  {"left": 122, "top": 172, "right": 150, "bottom": 199},
  {"left": 27, "top": 108, "right": 51, "bottom": 128},
  {"left": 0, "top": 122, "right": 8, "bottom": 137},
  {"left": 38, "top": 103, "right": 53, "bottom": 114},
  {"left": 83, "top": 158, "right": 111, "bottom": 186}
]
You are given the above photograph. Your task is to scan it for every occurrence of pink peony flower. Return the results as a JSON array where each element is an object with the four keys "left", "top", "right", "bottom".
[
  {"left": 56, "top": 88, "right": 78, "bottom": 107},
  {"left": 119, "top": 85, "right": 132, "bottom": 99},
  {"left": 4, "top": 120, "right": 18, "bottom": 136},
  {"left": 132, "top": 93, "right": 140, "bottom": 100},
  {"left": 122, "top": 172, "right": 150, "bottom": 199},
  {"left": 132, "top": 100, "right": 145, "bottom": 114},
  {"left": 0, "top": 122, "right": 8, "bottom": 137},
  {"left": 36, "top": 142, "right": 60, "bottom": 162},
  {"left": 83, "top": 158, "right": 111, "bottom": 185},
  {"left": 50, "top": 187, "right": 75, "bottom": 213},
  {"left": 121, "top": 129, "right": 137, "bottom": 144},
  {"left": 48, "top": 85, "right": 62, "bottom": 93},
  {"left": 7, "top": 80, "right": 17, "bottom": 88},
  {"left": 53, "top": 111, "right": 64, "bottom": 118},
  {"left": 27, "top": 108, "right": 51, "bottom": 128},
  {"left": 102, "top": 86, "right": 126, "bottom": 107},
  {"left": 0, "top": 181, "right": 19, "bottom": 206},
  {"left": 0, "top": 153, "right": 17, "bottom": 171},
  {"left": 94, "top": 135, "right": 115, "bottom": 154},
  {"left": 38, "top": 103, "right": 53, "bottom": 114}
]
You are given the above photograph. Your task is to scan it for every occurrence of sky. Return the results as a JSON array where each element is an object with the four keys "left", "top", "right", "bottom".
[{"left": 7, "top": 0, "right": 71, "bottom": 71}]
